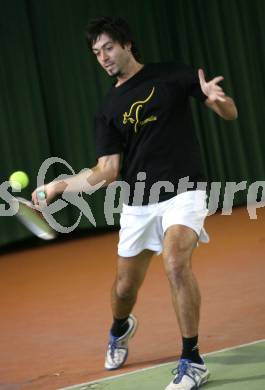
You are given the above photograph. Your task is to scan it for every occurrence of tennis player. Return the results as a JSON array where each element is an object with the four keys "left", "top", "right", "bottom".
[{"left": 32, "top": 16, "right": 237, "bottom": 390}]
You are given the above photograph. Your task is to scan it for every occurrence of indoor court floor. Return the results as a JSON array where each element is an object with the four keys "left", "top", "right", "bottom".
[{"left": 0, "top": 204, "right": 264, "bottom": 390}]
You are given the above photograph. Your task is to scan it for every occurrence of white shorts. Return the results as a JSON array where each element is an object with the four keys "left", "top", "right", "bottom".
[{"left": 118, "top": 190, "right": 209, "bottom": 257}]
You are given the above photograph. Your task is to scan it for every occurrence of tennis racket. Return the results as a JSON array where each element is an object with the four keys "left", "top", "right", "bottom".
[{"left": 10, "top": 195, "right": 57, "bottom": 240}]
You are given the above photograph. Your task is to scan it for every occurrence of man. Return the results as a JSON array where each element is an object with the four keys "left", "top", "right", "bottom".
[{"left": 32, "top": 16, "right": 237, "bottom": 390}]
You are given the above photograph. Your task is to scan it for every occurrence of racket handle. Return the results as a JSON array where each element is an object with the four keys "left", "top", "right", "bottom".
[{"left": 37, "top": 190, "right": 46, "bottom": 200}]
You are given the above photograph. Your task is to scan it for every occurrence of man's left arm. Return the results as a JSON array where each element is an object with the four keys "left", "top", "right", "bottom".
[{"left": 198, "top": 69, "right": 238, "bottom": 120}]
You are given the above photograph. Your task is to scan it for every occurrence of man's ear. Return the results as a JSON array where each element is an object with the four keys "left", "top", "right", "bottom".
[{"left": 125, "top": 41, "right": 132, "bottom": 51}]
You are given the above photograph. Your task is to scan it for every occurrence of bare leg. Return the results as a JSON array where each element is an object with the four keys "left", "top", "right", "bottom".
[
  {"left": 105, "top": 249, "right": 154, "bottom": 370},
  {"left": 163, "top": 225, "right": 200, "bottom": 338},
  {"left": 163, "top": 225, "right": 210, "bottom": 388},
  {"left": 111, "top": 249, "right": 154, "bottom": 319}
]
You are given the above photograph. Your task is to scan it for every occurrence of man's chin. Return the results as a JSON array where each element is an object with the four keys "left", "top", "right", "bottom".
[{"left": 107, "top": 68, "right": 120, "bottom": 77}]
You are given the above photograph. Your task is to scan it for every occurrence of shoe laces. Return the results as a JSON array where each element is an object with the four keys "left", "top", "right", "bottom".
[
  {"left": 171, "top": 359, "right": 196, "bottom": 384},
  {"left": 109, "top": 337, "right": 119, "bottom": 359}
]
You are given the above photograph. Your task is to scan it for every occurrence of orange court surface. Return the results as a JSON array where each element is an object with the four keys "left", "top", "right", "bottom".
[{"left": 0, "top": 205, "right": 264, "bottom": 390}]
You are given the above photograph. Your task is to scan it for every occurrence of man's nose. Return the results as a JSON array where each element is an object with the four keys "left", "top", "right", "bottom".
[{"left": 100, "top": 51, "right": 109, "bottom": 63}]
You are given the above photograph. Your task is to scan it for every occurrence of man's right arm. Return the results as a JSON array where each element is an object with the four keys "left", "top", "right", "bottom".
[{"left": 32, "top": 153, "right": 120, "bottom": 205}]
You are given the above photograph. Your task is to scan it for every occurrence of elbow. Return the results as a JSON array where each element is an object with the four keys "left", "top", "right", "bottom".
[
  {"left": 96, "top": 154, "right": 120, "bottom": 185},
  {"left": 107, "top": 171, "right": 119, "bottom": 184},
  {"left": 99, "top": 166, "right": 119, "bottom": 185},
  {"left": 105, "top": 164, "right": 119, "bottom": 184}
]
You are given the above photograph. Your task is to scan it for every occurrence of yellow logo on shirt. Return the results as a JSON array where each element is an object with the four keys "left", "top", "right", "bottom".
[{"left": 123, "top": 87, "right": 157, "bottom": 133}]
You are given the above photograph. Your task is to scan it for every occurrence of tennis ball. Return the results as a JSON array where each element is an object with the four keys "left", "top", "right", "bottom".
[{"left": 9, "top": 171, "right": 29, "bottom": 190}]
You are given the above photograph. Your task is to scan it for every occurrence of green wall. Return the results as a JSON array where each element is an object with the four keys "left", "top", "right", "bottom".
[{"left": 0, "top": 0, "right": 264, "bottom": 246}]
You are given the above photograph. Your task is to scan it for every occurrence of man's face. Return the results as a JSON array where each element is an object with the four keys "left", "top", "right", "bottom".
[{"left": 92, "top": 33, "right": 132, "bottom": 77}]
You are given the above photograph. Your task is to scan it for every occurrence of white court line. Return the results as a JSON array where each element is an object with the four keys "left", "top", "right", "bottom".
[{"left": 58, "top": 338, "right": 265, "bottom": 390}]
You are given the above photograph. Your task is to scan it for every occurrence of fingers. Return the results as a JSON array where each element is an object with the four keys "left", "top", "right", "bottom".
[
  {"left": 32, "top": 186, "right": 47, "bottom": 207},
  {"left": 211, "top": 76, "right": 224, "bottom": 84},
  {"left": 37, "top": 190, "right": 46, "bottom": 201},
  {"left": 211, "top": 88, "right": 225, "bottom": 96},
  {"left": 215, "top": 86, "right": 224, "bottom": 92},
  {"left": 32, "top": 182, "right": 58, "bottom": 207},
  {"left": 199, "top": 69, "right": 226, "bottom": 103},
  {"left": 198, "top": 68, "right": 205, "bottom": 84},
  {"left": 31, "top": 190, "right": 38, "bottom": 206},
  {"left": 208, "top": 93, "right": 226, "bottom": 103},
  {"left": 216, "top": 96, "right": 226, "bottom": 102},
  {"left": 198, "top": 69, "right": 224, "bottom": 86},
  {"left": 212, "top": 92, "right": 226, "bottom": 101}
]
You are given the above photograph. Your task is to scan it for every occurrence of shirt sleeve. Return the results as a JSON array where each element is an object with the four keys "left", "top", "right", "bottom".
[
  {"left": 94, "top": 114, "right": 124, "bottom": 159},
  {"left": 174, "top": 63, "right": 207, "bottom": 102},
  {"left": 185, "top": 67, "right": 207, "bottom": 102}
]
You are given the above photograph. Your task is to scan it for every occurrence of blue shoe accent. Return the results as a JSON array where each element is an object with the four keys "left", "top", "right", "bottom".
[
  {"left": 165, "top": 358, "right": 210, "bottom": 389},
  {"left": 172, "top": 359, "right": 193, "bottom": 384},
  {"left": 104, "top": 314, "right": 138, "bottom": 370}
]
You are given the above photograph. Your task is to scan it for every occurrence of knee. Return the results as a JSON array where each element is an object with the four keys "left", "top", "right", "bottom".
[
  {"left": 164, "top": 242, "right": 193, "bottom": 287},
  {"left": 163, "top": 229, "right": 197, "bottom": 288},
  {"left": 115, "top": 278, "right": 138, "bottom": 301},
  {"left": 169, "top": 236, "right": 195, "bottom": 256},
  {"left": 165, "top": 259, "right": 191, "bottom": 288}
]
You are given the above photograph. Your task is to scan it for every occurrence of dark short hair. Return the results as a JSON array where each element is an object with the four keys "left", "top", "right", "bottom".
[{"left": 84, "top": 16, "right": 141, "bottom": 61}]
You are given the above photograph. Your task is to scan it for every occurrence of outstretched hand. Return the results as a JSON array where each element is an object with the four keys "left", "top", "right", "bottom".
[
  {"left": 32, "top": 183, "right": 57, "bottom": 207},
  {"left": 198, "top": 69, "right": 226, "bottom": 103}
]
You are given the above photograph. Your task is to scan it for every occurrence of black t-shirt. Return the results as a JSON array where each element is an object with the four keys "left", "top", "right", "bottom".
[{"left": 94, "top": 62, "right": 207, "bottom": 205}]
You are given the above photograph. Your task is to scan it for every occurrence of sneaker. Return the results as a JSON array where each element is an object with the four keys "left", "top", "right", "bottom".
[
  {"left": 104, "top": 314, "right": 138, "bottom": 370},
  {"left": 165, "top": 358, "right": 210, "bottom": 390}
]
